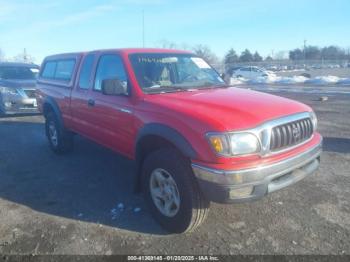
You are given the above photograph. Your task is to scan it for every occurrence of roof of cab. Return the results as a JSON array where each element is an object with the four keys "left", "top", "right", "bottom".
[
  {"left": 96, "top": 48, "right": 193, "bottom": 55},
  {"left": 43, "top": 48, "right": 193, "bottom": 61}
]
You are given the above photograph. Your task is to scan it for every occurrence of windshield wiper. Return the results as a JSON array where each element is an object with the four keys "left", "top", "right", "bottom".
[
  {"left": 144, "top": 86, "right": 187, "bottom": 94},
  {"left": 195, "top": 83, "right": 229, "bottom": 89},
  {"left": 144, "top": 83, "right": 229, "bottom": 94}
]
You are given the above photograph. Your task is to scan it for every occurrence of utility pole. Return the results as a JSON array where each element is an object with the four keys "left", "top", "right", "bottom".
[
  {"left": 23, "top": 48, "right": 28, "bottom": 62},
  {"left": 142, "top": 10, "right": 145, "bottom": 48},
  {"left": 303, "top": 39, "right": 307, "bottom": 60}
]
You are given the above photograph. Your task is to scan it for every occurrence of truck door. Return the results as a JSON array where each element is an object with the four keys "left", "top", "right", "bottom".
[
  {"left": 87, "top": 53, "right": 135, "bottom": 158},
  {"left": 70, "top": 53, "right": 97, "bottom": 139}
]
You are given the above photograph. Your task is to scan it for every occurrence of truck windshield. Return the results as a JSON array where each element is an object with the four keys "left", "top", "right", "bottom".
[
  {"left": 129, "top": 53, "right": 226, "bottom": 93},
  {"left": 0, "top": 66, "right": 39, "bottom": 80}
]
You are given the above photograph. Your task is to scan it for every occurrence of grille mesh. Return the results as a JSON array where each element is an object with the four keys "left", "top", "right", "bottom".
[{"left": 270, "top": 118, "right": 313, "bottom": 151}]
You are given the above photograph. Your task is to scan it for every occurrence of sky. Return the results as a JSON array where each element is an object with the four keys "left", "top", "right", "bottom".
[{"left": 0, "top": 0, "right": 349, "bottom": 64}]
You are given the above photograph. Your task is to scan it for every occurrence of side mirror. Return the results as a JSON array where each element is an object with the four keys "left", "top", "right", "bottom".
[{"left": 101, "top": 78, "right": 128, "bottom": 96}]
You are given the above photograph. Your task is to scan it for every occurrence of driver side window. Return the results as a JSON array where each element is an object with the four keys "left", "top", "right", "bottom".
[{"left": 94, "top": 54, "right": 128, "bottom": 92}]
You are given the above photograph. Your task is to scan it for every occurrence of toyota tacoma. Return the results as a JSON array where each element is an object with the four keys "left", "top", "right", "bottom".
[{"left": 36, "top": 49, "right": 322, "bottom": 233}]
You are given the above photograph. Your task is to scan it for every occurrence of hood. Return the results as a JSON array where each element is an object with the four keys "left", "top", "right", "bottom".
[
  {"left": 0, "top": 79, "right": 36, "bottom": 89},
  {"left": 143, "top": 87, "right": 311, "bottom": 131}
]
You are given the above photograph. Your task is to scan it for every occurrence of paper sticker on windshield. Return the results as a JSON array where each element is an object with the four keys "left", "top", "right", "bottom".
[{"left": 191, "top": 57, "right": 211, "bottom": 69}]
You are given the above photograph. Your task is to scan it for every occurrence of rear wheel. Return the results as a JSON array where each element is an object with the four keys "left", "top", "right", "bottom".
[
  {"left": 45, "top": 112, "right": 73, "bottom": 154},
  {"left": 142, "top": 148, "right": 210, "bottom": 233}
]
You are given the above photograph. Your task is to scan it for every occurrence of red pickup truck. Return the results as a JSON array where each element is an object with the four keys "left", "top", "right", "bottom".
[{"left": 37, "top": 48, "right": 322, "bottom": 233}]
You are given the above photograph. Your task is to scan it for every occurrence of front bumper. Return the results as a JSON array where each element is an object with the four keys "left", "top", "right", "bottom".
[
  {"left": 192, "top": 141, "right": 322, "bottom": 203},
  {"left": 0, "top": 96, "right": 38, "bottom": 115}
]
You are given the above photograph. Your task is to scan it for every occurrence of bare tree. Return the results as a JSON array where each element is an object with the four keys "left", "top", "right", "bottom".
[
  {"left": 179, "top": 42, "right": 191, "bottom": 51},
  {"left": 12, "top": 49, "right": 35, "bottom": 63},
  {"left": 157, "top": 40, "right": 192, "bottom": 51},
  {"left": 265, "top": 56, "right": 273, "bottom": 62},
  {"left": 192, "top": 45, "right": 219, "bottom": 66},
  {"left": 158, "top": 40, "right": 178, "bottom": 49},
  {"left": 274, "top": 50, "right": 288, "bottom": 60}
]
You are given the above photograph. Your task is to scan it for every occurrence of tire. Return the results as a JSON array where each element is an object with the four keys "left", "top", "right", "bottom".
[
  {"left": 142, "top": 148, "right": 210, "bottom": 233},
  {"left": 45, "top": 112, "right": 74, "bottom": 154}
]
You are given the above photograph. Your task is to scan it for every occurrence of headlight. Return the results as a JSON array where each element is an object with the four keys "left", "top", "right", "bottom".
[
  {"left": 310, "top": 111, "right": 318, "bottom": 131},
  {"left": 0, "top": 86, "right": 18, "bottom": 95},
  {"left": 207, "top": 132, "right": 260, "bottom": 156},
  {"left": 230, "top": 133, "right": 261, "bottom": 155}
]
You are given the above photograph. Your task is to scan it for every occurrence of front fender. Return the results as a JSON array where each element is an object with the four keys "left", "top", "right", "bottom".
[{"left": 136, "top": 123, "right": 197, "bottom": 159}]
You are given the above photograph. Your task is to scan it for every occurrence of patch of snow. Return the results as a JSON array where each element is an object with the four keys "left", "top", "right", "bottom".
[
  {"left": 276, "top": 76, "right": 308, "bottom": 84},
  {"left": 279, "top": 69, "right": 306, "bottom": 73},
  {"left": 229, "top": 77, "right": 246, "bottom": 85},
  {"left": 111, "top": 203, "right": 125, "bottom": 220},
  {"left": 229, "top": 75, "right": 350, "bottom": 86},
  {"left": 110, "top": 203, "right": 142, "bottom": 220},
  {"left": 305, "top": 75, "right": 341, "bottom": 85},
  {"left": 249, "top": 75, "right": 282, "bottom": 84},
  {"left": 133, "top": 207, "right": 141, "bottom": 213}
]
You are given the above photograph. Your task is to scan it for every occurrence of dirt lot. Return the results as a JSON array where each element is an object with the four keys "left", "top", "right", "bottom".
[{"left": 0, "top": 86, "right": 349, "bottom": 255}]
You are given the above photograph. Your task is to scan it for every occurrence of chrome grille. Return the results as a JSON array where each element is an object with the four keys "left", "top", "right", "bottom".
[{"left": 270, "top": 118, "right": 313, "bottom": 151}]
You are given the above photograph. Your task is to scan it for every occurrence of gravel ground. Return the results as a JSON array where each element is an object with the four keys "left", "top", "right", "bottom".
[{"left": 0, "top": 86, "right": 349, "bottom": 255}]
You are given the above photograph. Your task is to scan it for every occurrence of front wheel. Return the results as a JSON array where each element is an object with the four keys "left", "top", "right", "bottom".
[
  {"left": 142, "top": 148, "right": 210, "bottom": 233},
  {"left": 45, "top": 112, "right": 74, "bottom": 154}
]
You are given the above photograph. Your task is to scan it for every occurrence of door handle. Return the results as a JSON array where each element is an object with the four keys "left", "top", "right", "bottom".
[{"left": 87, "top": 99, "right": 95, "bottom": 107}]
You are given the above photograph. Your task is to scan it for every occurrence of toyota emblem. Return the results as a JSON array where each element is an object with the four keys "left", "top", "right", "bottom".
[{"left": 292, "top": 126, "right": 300, "bottom": 138}]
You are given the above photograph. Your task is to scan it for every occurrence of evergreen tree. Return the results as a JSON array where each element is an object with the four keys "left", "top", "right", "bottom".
[
  {"left": 253, "top": 51, "right": 263, "bottom": 62},
  {"left": 239, "top": 49, "right": 253, "bottom": 62}
]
